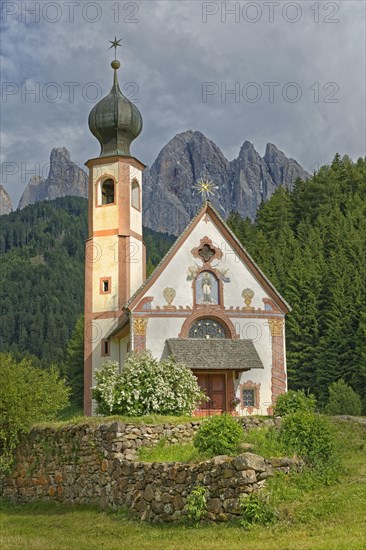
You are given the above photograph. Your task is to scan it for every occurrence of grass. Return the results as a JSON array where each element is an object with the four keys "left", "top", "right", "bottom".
[
  {"left": 1, "top": 419, "right": 365, "bottom": 550},
  {"left": 35, "top": 413, "right": 198, "bottom": 430},
  {"left": 138, "top": 438, "right": 209, "bottom": 463},
  {"left": 57, "top": 404, "right": 84, "bottom": 422},
  {"left": 242, "top": 427, "right": 287, "bottom": 458}
]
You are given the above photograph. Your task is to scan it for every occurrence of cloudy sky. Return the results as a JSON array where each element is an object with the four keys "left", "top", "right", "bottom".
[{"left": 1, "top": 0, "right": 365, "bottom": 207}]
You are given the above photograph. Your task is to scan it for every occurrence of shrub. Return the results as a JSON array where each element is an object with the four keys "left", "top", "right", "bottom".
[
  {"left": 0, "top": 353, "right": 70, "bottom": 472},
  {"left": 274, "top": 390, "right": 316, "bottom": 417},
  {"left": 91, "top": 360, "right": 121, "bottom": 416},
  {"left": 185, "top": 485, "right": 207, "bottom": 524},
  {"left": 325, "top": 379, "right": 362, "bottom": 416},
  {"left": 92, "top": 351, "right": 206, "bottom": 416},
  {"left": 243, "top": 427, "right": 286, "bottom": 458},
  {"left": 193, "top": 413, "right": 243, "bottom": 456},
  {"left": 239, "top": 492, "right": 278, "bottom": 529},
  {"left": 279, "top": 411, "right": 335, "bottom": 467}
]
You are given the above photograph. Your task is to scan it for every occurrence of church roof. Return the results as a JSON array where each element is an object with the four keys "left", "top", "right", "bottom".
[
  {"left": 88, "top": 59, "right": 143, "bottom": 158},
  {"left": 126, "top": 201, "right": 291, "bottom": 313},
  {"left": 166, "top": 338, "right": 264, "bottom": 370}
]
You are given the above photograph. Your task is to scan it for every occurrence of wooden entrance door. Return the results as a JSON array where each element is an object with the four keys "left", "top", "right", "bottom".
[{"left": 196, "top": 373, "right": 226, "bottom": 413}]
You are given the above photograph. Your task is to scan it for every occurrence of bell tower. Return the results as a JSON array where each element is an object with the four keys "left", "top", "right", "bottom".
[{"left": 84, "top": 41, "right": 146, "bottom": 415}]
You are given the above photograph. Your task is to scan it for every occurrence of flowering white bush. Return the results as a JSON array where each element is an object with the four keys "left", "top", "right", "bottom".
[
  {"left": 91, "top": 360, "right": 121, "bottom": 416},
  {"left": 92, "top": 351, "right": 207, "bottom": 416}
]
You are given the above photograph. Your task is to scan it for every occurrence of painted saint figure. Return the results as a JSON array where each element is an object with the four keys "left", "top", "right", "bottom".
[
  {"left": 202, "top": 272, "right": 212, "bottom": 302},
  {"left": 195, "top": 271, "right": 219, "bottom": 304}
]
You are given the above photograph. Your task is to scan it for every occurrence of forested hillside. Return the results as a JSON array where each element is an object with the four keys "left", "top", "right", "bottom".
[
  {"left": 228, "top": 154, "right": 366, "bottom": 407},
  {"left": 0, "top": 197, "right": 175, "bottom": 364}
]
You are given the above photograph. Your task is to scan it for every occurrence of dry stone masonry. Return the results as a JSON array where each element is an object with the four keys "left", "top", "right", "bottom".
[{"left": 1, "top": 418, "right": 301, "bottom": 523}]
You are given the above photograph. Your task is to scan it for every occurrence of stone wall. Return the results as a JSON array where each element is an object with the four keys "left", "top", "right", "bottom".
[{"left": 1, "top": 418, "right": 297, "bottom": 523}]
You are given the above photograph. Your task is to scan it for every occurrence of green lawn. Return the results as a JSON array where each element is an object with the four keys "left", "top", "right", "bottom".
[
  {"left": 1, "top": 419, "right": 365, "bottom": 550},
  {"left": 138, "top": 439, "right": 209, "bottom": 462}
]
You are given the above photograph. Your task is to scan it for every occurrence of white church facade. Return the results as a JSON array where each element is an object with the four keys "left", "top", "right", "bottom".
[{"left": 84, "top": 49, "right": 290, "bottom": 417}]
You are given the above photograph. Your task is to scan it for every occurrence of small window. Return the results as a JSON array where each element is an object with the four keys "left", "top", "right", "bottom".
[
  {"left": 131, "top": 179, "right": 140, "bottom": 210},
  {"left": 101, "top": 339, "right": 110, "bottom": 357},
  {"left": 243, "top": 389, "right": 255, "bottom": 407},
  {"left": 100, "top": 277, "right": 111, "bottom": 295},
  {"left": 188, "top": 318, "right": 226, "bottom": 339},
  {"left": 101, "top": 179, "right": 115, "bottom": 205}
]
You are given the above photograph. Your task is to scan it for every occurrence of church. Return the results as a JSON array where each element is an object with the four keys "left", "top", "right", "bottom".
[{"left": 84, "top": 46, "right": 290, "bottom": 417}]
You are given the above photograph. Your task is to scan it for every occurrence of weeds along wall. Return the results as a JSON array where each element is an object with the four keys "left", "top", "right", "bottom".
[{"left": 1, "top": 419, "right": 299, "bottom": 523}]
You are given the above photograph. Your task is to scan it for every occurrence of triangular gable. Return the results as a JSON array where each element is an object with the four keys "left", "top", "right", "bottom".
[{"left": 127, "top": 202, "right": 291, "bottom": 314}]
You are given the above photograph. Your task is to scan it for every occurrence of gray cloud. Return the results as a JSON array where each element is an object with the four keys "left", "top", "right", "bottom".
[{"left": 1, "top": 0, "right": 365, "bottom": 207}]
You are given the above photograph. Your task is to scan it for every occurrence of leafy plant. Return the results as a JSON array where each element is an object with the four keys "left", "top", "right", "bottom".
[
  {"left": 92, "top": 351, "right": 206, "bottom": 416},
  {"left": 239, "top": 492, "right": 277, "bottom": 529},
  {"left": 0, "top": 353, "right": 70, "bottom": 472},
  {"left": 325, "top": 379, "right": 362, "bottom": 416},
  {"left": 243, "top": 427, "right": 286, "bottom": 458},
  {"left": 185, "top": 485, "right": 207, "bottom": 524},
  {"left": 279, "top": 411, "right": 335, "bottom": 467},
  {"left": 274, "top": 390, "right": 316, "bottom": 417},
  {"left": 193, "top": 413, "right": 243, "bottom": 456}
]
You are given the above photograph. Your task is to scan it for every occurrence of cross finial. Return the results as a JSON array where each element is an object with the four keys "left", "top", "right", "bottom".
[
  {"left": 193, "top": 176, "right": 218, "bottom": 203},
  {"left": 109, "top": 36, "right": 123, "bottom": 59}
]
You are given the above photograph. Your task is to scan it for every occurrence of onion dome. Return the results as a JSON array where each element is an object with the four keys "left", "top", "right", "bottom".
[{"left": 88, "top": 59, "right": 143, "bottom": 158}]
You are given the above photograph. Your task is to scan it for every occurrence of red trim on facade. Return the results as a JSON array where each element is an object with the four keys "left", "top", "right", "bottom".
[
  {"left": 86, "top": 155, "right": 146, "bottom": 171},
  {"left": 133, "top": 334, "right": 146, "bottom": 351},
  {"left": 191, "top": 236, "right": 223, "bottom": 264},
  {"left": 270, "top": 332, "right": 287, "bottom": 406},
  {"left": 93, "top": 229, "right": 118, "bottom": 237},
  {"left": 99, "top": 277, "right": 112, "bottom": 295},
  {"left": 90, "top": 311, "right": 118, "bottom": 319}
]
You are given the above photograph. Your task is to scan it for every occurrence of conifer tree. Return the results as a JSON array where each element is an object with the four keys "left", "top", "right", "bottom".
[{"left": 64, "top": 315, "right": 84, "bottom": 407}]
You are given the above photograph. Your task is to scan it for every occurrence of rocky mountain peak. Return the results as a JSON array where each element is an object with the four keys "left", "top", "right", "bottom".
[
  {"left": 50, "top": 147, "right": 71, "bottom": 163},
  {"left": 264, "top": 143, "right": 309, "bottom": 189},
  {"left": 0, "top": 185, "right": 13, "bottom": 215},
  {"left": 14, "top": 132, "right": 309, "bottom": 232},
  {"left": 143, "top": 131, "right": 309, "bottom": 235},
  {"left": 18, "top": 148, "right": 88, "bottom": 210}
]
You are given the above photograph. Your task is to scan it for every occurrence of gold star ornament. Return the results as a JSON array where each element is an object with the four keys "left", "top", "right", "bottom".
[{"left": 193, "top": 176, "right": 218, "bottom": 201}]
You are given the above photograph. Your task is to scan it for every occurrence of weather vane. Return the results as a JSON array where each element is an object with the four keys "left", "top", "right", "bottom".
[
  {"left": 193, "top": 176, "right": 218, "bottom": 202},
  {"left": 109, "top": 36, "right": 123, "bottom": 59}
]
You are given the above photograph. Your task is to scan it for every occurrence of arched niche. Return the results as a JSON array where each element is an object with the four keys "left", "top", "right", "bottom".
[
  {"left": 96, "top": 177, "right": 115, "bottom": 206},
  {"left": 131, "top": 179, "right": 140, "bottom": 210}
]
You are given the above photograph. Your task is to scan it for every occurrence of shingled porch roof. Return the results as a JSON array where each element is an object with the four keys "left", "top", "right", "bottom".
[{"left": 166, "top": 338, "right": 264, "bottom": 371}]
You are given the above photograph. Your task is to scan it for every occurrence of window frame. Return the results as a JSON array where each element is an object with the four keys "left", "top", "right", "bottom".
[
  {"left": 101, "top": 338, "right": 110, "bottom": 357},
  {"left": 99, "top": 277, "right": 112, "bottom": 295},
  {"left": 131, "top": 178, "right": 141, "bottom": 211},
  {"left": 96, "top": 176, "right": 116, "bottom": 207},
  {"left": 239, "top": 380, "right": 261, "bottom": 411}
]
